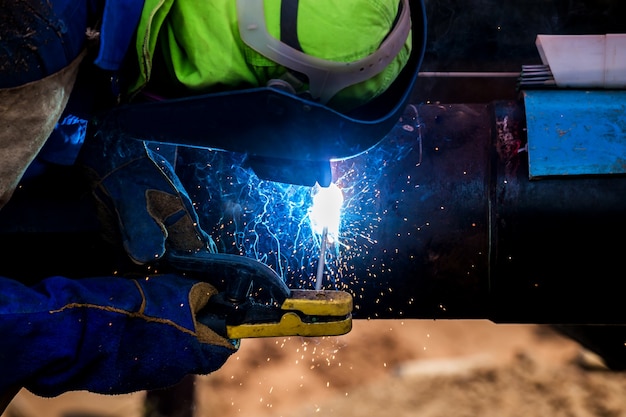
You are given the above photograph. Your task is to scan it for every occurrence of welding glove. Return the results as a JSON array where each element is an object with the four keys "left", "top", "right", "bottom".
[
  {"left": 0, "top": 273, "right": 238, "bottom": 397},
  {"left": 76, "top": 131, "right": 215, "bottom": 264}
]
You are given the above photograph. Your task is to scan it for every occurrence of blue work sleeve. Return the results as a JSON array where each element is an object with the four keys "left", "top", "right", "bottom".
[{"left": 0, "top": 274, "right": 238, "bottom": 397}]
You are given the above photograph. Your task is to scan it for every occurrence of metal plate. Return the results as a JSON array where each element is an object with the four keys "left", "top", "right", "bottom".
[{"left": 523, "top": 89, "right": 626, "bottom": 178}]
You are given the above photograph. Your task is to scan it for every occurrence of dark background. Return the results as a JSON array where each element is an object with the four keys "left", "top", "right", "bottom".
[{"left": 413, "top": 0, "right": 626, "bottom": 103}]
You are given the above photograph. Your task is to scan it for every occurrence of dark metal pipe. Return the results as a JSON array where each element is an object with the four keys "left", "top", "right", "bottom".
[{"left": 323, "top": 100, "right": 626, "bottom": 324}]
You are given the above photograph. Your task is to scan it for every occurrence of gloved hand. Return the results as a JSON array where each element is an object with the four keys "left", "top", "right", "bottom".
[
  {"left": 0, "top": 273, "right": 238, "bottom": 397},
  {"left": 76, "top": 130, "right": 216, "bottom": 264}
]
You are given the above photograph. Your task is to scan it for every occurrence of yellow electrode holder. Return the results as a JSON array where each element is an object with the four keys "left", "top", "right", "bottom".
[{"left": 226, "top": 290, "right": 353, "bottom": 339}]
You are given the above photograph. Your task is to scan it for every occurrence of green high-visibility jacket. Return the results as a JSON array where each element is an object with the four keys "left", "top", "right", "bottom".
[{"left": 131, "top": 0, "right": 412, "bottom": 111}]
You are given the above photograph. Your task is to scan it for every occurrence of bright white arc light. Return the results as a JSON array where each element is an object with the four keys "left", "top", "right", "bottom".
[{"left": 309, "top": 183, "right": 344, "bottom": 243}]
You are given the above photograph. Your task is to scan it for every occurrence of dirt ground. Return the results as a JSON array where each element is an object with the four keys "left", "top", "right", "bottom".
[{"left": 5, "top": 319, "right": 626, "bottom": 417}]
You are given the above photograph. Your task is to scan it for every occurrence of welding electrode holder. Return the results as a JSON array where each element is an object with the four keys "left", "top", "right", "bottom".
[
  {"left": 165, "top": 251, "right": 291, "bottom": 303},
  {"left": 164, "top": 251, "right": 353, "bottom": 338},
  {"left": 165, "top": 251, "right": 290, "bottom": 337}
]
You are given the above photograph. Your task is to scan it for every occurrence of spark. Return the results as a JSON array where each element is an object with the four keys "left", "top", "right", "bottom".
[{"left": 183, "top": 105, "right": 422, "bottom": 295}]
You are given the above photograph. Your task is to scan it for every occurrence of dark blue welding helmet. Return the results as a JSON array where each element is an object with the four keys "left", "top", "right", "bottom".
[{"left": 96, "top": 0, "right": 426, "bottom": 186}]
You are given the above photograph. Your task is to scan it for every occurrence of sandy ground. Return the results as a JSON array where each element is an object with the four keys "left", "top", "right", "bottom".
[{"left": 4, "top": 319, "right": 626, "bottom": 417}]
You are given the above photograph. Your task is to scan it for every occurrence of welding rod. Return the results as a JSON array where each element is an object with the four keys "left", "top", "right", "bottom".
[{"left": 315, "top": 227, "right": 328, "bottom": 291}]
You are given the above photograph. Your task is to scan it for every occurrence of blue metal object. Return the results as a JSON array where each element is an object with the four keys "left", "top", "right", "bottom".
[{"left": 523, "top": 89, "right": 626, "bottom": 178}]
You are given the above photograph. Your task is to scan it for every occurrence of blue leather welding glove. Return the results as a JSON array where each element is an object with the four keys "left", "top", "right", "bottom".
[
  {"left": 0, "top": 273, "right": 238, "bottom": 397},
  {"left": 76, "top": 130, "right": 215, "bottom": 264}
]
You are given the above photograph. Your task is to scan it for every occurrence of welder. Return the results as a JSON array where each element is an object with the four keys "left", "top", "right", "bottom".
[{"left": 0, "top": 0, "right": 415, "bottom": 407}]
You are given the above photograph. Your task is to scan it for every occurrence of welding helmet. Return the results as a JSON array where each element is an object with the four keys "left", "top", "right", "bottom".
[{"left": 99, "top": 0, "right": 427, "bottom": 186}]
